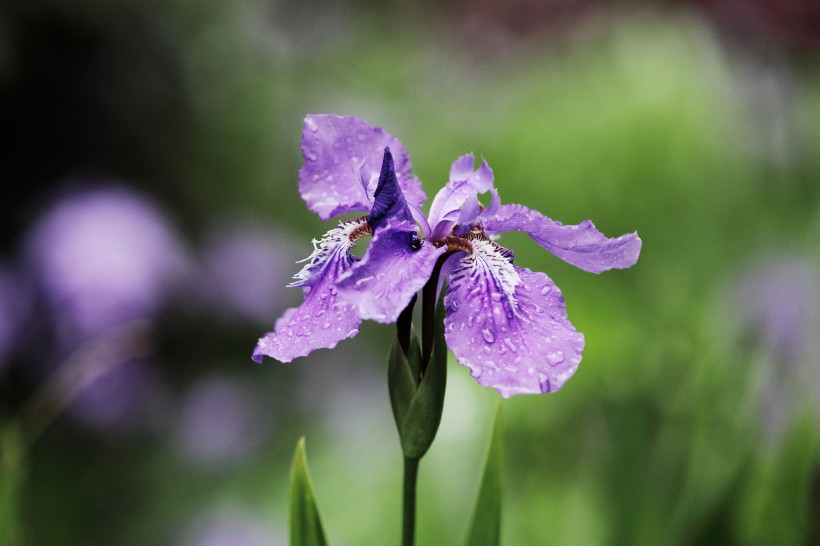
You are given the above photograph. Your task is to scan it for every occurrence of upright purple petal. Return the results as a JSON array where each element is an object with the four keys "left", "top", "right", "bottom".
[
  {"left": 252, "top": 220, "right": 365, "bottom": 363},
  {"left": 427, "top": 154, "right": 495, "bottom": 228},
  {"left": 368, "top": 148, "right": 414, "bottom": 230},
  {"left": 443, "top": 237, "right": 584, "bottom": 397},
  {"left": 299, "top": 115, "right": 426, "bottom": 220},
  {"left": 337, "top": 218, "right": 446, "bottom": 323},
  {"left": 482, "top": 204, "right": 641, "bottom": 274}
]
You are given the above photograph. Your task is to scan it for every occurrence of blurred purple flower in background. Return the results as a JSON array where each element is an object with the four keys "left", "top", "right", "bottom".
[
  {"left": 735, "top": 257, "right": 820, "bottom": 441},
  {"left": 737, "top": 258, "right": 819, "bottom": 361},
  {"left": 177, "top": 507, "right": 284, "bottom": 546},
  {"left": 172, "top": 376, "right": 269, "bottom": 467},
  {"left": 0, "top": 265, "right": 32, "bottom": 369},
  {"left": 254, "top": 115, "right": 641, "bottom": 397},
  {"left": 68, "top": 358, "right": 168, "bottom": 432},
  {"left": 24, "top": 185, "right": 190, "bottom": 345},
  {"left": 200, "top": 222, "right": 298, "bottom": 324}
]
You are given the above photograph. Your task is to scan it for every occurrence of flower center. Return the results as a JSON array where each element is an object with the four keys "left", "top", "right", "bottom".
[{"left": 347, "top": 216, "right": 373, "bottom": 242}]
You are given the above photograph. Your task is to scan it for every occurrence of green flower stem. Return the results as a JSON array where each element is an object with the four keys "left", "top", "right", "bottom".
[
  {"left": 420, "top": 253, "right": 449, "bottom": 374},
  {"left": 402, "top": 456, "right": 420, "bottom": 546},
  {"left": 399, "top": 252, "right": 452, "bottom": 546}
]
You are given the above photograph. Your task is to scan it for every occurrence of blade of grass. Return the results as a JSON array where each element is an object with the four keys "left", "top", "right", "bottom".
[{"left": 289, "top": 437, "right": 329, "bottom": 546}]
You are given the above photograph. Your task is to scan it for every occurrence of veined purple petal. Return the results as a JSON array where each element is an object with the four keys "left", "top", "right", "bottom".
[
  {"left": 449, "top": 153, "right": 494, "bottom": 192},
  {"left": 428, "top": 154, "right": 495, "bottom": 228},
  {"left": 368, "top": 148, "right": 414, "bottom": 230},
  {"left": 444, "top": 237, "right": 584, "bottom": 397},
  {"left": 337, "top": 218, "right": 446, "bottom": 323},
  {"left": 299, "top": 115, "right": 426, "bottom": 220},
  {"left": 482, "top": 204, "right": 641, "bottom": 274},
  {"left": 252, "top": 221, "right": 365, "bottom": 363}
]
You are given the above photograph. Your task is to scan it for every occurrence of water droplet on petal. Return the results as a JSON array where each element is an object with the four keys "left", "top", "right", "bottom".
[
  {"left": 305, "top": 117, "right": 318, "bottom": 132},
  {"left": 322, "top": 322, "right": 331, "bottom": 330},
  {"left": 481, "top": 328, "right": 495, "bottom": 343},
  {"left": 503, "top": 338, "right": 517, "bottom": 352},
  {"left": 540, "top": 285, "right": 552, "bottom": 296},
  {"left": 547, "top": 351, "right": 564, "bottom": 366}
]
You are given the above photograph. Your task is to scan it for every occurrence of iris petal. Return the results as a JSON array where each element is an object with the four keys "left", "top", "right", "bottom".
[
  {"left": 427, "top": 154, "right": 495, "bottom": 228},
  {"left": 481, "top": 204, "right": 641, "bottom": 274},
  {"left": 368, "top": 148, "right": 414, "bottom": 230},
  {"left": 443, "top": 238, "right": 584, "bottom": 397},
  {"left": 337, "top": 218, "right": 446, "bottom": 323},
  {"left": 252, "top": 221, "right": 364, "bottom": 363},
  {"left": 299, "top": 115, "right": 426, "bottom": 220}
]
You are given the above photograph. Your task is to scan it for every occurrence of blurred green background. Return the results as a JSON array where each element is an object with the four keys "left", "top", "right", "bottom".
[{"left": 1, "top": 0, "right": 819, "bottom": 544}]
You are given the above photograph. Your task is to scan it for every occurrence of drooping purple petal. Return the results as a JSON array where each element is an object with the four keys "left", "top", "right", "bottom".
[
  {"left": 368, "top": 148, "right": 414, "bottom": 230},
  {"left": 481, "top": 204, "right": 641, "bottom": 274},
  {"left": 299, "top": 115, "right": 426, "bottom": 220},
  {"left": 337, "top": 218, "right": 446, "bottom": 323},
  {"left": 443, "top": 237, "right": 584, "bottom": 397},
  {"left": 252, "top": 220, "right": 365, "bottom": 363},
  {"left": 427, "top": 154, "right": 495, "bottom": 228}
]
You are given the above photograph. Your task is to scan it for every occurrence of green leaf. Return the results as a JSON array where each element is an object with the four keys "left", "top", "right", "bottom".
[
  {"left": 289, "top": 438, "right": 329, "bottom": 546},
  {"left": 388, "top": 327, "right": 422, "bottom": 434},
  {"left": 399, "top": 298, "right": 448, "bottom": 459},
  {"left": 1, "top": 424, "right": 24, "bottom": 546},
  {"left": 464, "top": 402, "right": 504, "bottom": 546}
]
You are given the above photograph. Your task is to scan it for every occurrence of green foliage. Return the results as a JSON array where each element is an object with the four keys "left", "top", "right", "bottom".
[
  {"left": 289, "top": 438, "right": 329, "bottom": 546},
  {"left": 0, "top": 424, "right": 24, "bottom": 546},
  {"left": 389, "top": 302, "right": 448, "bottom": 460},
  {"left": 464, "top": 402, "right": 504, "bottom": 546}
]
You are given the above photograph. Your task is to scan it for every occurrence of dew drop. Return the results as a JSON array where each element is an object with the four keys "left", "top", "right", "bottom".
[
  {"left": 503, "top": 338, "right": 517, "bottom": 352},
  {"left": 305, "top": 117, "right": 318, "bottom": 132},
  {"left": 481, "top": 328, "right": 495, "bottom": 343},
  {"left": 314, "top": 309, "right": 326, "bottom": 317},
  {"left": 547, "top": 351, "right": 564, "bottom": 366},
  {"left": 320, "top": 292, "right": 328, "bottom": 300},
  {"left": 322, "top": 322, "right": 331, "bottom": 330},
  {"left": 540, "top": 285, "right": 552, "bottom": 296}
]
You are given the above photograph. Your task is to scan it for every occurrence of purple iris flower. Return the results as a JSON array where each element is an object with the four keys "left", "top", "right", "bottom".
[{"left": 253, "top": 115, "right": 641, "bottom": 397}]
